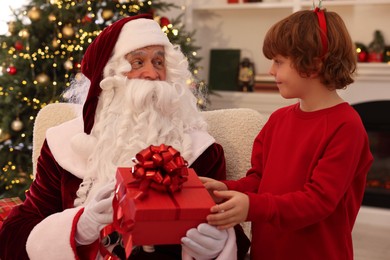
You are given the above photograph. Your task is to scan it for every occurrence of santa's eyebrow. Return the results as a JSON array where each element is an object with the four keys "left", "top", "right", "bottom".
[
  {"left": 127, "top": 49, "right": 165, "bottom": 59},
  {"left": 154, "top": 50, "right": 165, "bottom": 57},
  {"left": 127, "top": 50, "right": 146, "bottom": 58}
]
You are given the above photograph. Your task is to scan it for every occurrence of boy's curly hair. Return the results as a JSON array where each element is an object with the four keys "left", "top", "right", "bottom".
[{"left": 263, "top": 9, "right": 356, "bottom": 90}]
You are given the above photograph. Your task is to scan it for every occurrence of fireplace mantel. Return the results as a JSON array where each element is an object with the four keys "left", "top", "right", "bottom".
[
  {"left": 340, "top": 63, "right": 390, "bottom": 105},
  {"left": 207, "top": 63, "right": 390, "bottom": 117},
  {"left": 207, "top": 91, "right": 296, "bottom": 120}
]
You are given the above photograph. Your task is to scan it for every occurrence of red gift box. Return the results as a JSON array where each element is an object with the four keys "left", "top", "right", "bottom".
[
  {"left": 0, "top": 197, "right": 23, "bottom": 222},
  {"left": 115, "top": 167, "right": 215, "bottom": 246}
]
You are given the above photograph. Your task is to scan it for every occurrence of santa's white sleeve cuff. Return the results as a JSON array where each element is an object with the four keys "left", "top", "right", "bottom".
[
  {"left": 181, "top": 227, "right": 237, "bottom": 260},
  {"left": 26, "top": 207, "right": 82, "bottom": 260}
]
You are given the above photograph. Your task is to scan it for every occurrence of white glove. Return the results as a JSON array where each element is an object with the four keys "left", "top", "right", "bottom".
[
  {"left": 75, "top": 181, "right": 115, "bottom": 245},
  {"left": 181, "top": 223, "right": 228, "bottom": 260}
]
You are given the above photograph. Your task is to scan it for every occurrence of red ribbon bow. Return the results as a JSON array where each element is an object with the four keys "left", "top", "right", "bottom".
[{"left": 131, "top": 144, "right": 189, "bottom": 197}]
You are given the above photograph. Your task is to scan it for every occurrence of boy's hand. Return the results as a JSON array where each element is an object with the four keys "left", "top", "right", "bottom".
[
  {"left": 207, "top": 190, "right": 249, "bottom": 230},
  {"left": 199, "top": 177, "right": 228, "bottom": 203}
]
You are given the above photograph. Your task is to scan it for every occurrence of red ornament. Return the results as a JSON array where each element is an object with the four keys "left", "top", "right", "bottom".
[
  {"left": 160, "top": 17, "right": 170, "bottom": 27},
  {"left": 82, "top": 14, "right": 92, "bottom": 24},
  {"left": 14, "top": 41, "right": 24, "bottom": 51},
  {"left": 74, "top": 62, "right": 81, "bottom": 70},
  {"left": 7, "top": 66, "right": 17, "bottom": 75}
]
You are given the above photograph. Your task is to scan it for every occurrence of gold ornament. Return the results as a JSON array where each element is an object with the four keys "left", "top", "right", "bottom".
[
  {"left": 48, "top": 13, "right": 56, "bottom": 22},
  {"left": 36, "top": 73, "right": 50, "bottom": 84},
  {"left": 62, "top": 25, "right": 75, "bottom": 38},
  {"left": 101, "top": 9, "right": 114, "bottom": 21},
  {"left": 8, "top": 21, "right": 16, "bottom": 34},
  {"left": 0, "top": 128, "right": 11, "bottom": 142},
  {"left": 52, "top": 38, "right": 59, "bottom": 49},
  {"left": 19, "top": 29, "right": 30, "bottom": 39},
  {"left": 11, "top": 118, "right": 23, "bottom": 132},
  {"left": 64, "top": 60, "right": 73, "bottom": 70},
  {"left": 28, "top": 7, "right": 42, "bottom": 21}
]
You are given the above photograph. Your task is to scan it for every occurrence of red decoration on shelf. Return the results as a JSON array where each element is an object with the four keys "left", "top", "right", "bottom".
[{"left": 7, "top": 66, "right": 17, "bottom": 75}]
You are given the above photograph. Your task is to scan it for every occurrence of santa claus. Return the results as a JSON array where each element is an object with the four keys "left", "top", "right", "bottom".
[{"left": 0, "top": 14, "right": 249, "bottom": 259}]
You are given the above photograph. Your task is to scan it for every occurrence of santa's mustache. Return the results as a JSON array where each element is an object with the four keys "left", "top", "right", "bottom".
[{"left": 100, "top": 77, "right": 182, "bottom": 117}]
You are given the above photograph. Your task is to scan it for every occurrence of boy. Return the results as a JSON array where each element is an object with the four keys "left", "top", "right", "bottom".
[{"left": 196, "top": 7, "right": 373, "bottom": 260}]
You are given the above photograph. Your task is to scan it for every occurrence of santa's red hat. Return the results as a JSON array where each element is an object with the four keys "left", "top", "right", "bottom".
[{"left": 81, "top": 14, "right": 171, "bottom": 134}]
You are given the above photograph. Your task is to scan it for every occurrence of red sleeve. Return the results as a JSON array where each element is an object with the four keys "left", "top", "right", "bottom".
[
  {"left": 246, "top": 115, "right": 372, "bottom": 231},
  {"left": 0, "top": 140, "right": 81, "bottom": 260}
]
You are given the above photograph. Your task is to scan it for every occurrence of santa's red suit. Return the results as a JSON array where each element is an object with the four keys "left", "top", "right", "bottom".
[{"left": 0, "top": 14, "right": 250, "bottom": 260}]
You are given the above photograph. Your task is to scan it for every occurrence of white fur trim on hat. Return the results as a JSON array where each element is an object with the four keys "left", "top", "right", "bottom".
[{"left": 111, "top": 18, "right": 171, "bottom": 62}]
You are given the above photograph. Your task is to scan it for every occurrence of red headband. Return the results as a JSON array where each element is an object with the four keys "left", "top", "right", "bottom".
[{"left": 314, "top": 7, "right": 328, "bottom": 57}]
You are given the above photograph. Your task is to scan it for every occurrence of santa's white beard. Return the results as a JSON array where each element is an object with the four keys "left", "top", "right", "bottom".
[{"left": 74, "top": 77, "right": 206, "bottom": 206}]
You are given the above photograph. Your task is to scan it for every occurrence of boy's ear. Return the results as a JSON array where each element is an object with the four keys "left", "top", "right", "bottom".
[{"left": 308, "top": 58, "right": 323, "bottom": 78}]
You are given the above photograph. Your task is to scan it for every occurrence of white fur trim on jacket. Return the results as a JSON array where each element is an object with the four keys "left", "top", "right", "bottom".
[
  {"left": 181, "top": 227, "right": 237, "bottom": 260},
  {"left": 46, "top": 116, "right": 86, "bottom": 179},
  {"left": 26, "top": 207, "right": 82, "bottom": 260}
]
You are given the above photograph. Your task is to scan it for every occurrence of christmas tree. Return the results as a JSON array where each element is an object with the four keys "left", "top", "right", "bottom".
[{"left": 0, "top": 0, "right": 204, "bottom": 200}]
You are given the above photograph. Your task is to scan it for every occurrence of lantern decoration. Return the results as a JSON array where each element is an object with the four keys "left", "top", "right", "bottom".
[{"left": 238, "top": 57, "right": 255, "bottom": 92}]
